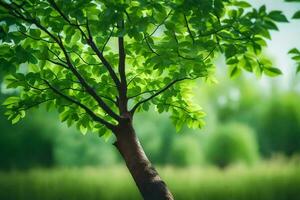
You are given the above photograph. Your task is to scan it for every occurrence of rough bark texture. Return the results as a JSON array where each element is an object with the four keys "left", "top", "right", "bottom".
[{"left": 113, "top": 121, "right": 174, "bottom": 200}]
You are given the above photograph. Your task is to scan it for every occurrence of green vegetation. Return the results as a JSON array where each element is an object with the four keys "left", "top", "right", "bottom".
[
  {"left": 1, "top": 88, "right": 300, "bottom": 169},
  {"left": 1, "top": 159, "right": 300, "bottom": 200},
  {"left": 259, "top": 92, "right": 300, "bottom": 156},
  {"left": 0, "top": 0, "right": 300, "bottom": 199},
  {"left": 204, "top": 123, "right": 259, "bottom": 167}
]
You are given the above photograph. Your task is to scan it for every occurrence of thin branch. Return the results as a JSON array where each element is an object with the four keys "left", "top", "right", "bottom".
[
  {"left": 145, "top": 37, "right": 160, "bottom": 56},
  {"left": 0, "top": 2, "right": 57, "bottom": 45},
  {"left": 164, "top": 103, "right": 190, "bottom": 113},
  {"left": 67, "top": 50, "right": 102, "bottom": 66},
  {"left": 60, "top": 87, "right": 84, "bottom": 92},
  {"left": 163, "top": 103, "right": 199, "bottom": 121},
  {"left": 56, "top": 34, "right": 121, "bottom": 121},
  {"left": 143, "top": 10, "right": 172, "bottom": 40},
  {"left": 86, "top": 18, "right": 121, "bottom": 88},
  {"left": 130, "top": 76, "right": 199, "bottom": 114},
  {"left": 124, "top": 9, "right": 131, "bottom": 22},
  {"left": 28, "top": 80, "right": 116, "bottom": 105},
  {"left": 14, "top": 98, "right": 55, "bottom": 112},
  {"left": 25, "top": 83, "right": 49, "bottom": 93},
  {"left": 128, "top": 89, "right": 158, "bottom": 99},
  {"left": 173, "top": 32, "right": 195, "bottom": 60},
  {"left": 18, "top": 30, "right": 55, "bottom": 43},
  {"left": 99, "top": 95, "right": 118, "bottom": 105},
  {"left": 43, "top": 79, "right": 115, "bottom": 130},
  {"left": 156, "top": 101, "right": 199, "bottom": 120},
  {"left": 47, "top": 47, "right": 68, "bottom": 64},
  {"left": 118, "top": 37, "right": 127, "bottom": 94},
  {"left": 117, "top": 19, "right": 128, "bottom": 114},
  {"left": 203, "top": 46, "right": 217, "bottom": 61},
  {"left": 197, "top": 24, "right": 231, "bottom": 38},
  {"left": 183, "top": 14, "right": 195, "bottom": 44},
  {"left": 47, "top": 0, "right": 80, "bottom": 27},
  {"left": 101, "top": 27, "right": 114, "bottom": 52},
  {"left": 127, "top": 74, "right": 140, "bottom": 86},
  {"left": 5, "top": 1, "right": 121, "bottom": 122},
  {"left": 46, "top": 0, "right": 120, "bottom": 88},
  {"left": 46, "top": 58, "right": 68, "bottom": 68}
]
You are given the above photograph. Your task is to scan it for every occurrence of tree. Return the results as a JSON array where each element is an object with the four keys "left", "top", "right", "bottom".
[{"left": 0, "top": 0, "right": 291, "bottom": 199}]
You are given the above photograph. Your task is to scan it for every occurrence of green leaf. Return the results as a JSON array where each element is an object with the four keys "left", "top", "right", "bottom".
[
  {"left": 60, "top": 109, "right": 71, "bottom": 122},
  {"left": 29, "top": 29, "right": 41, "bottom": 38},
  {"left": 230, "top": 66, "right": 241, "bottom": 78},
  {"left": 264, "top": 67, "right": 282, "bottom": 77},
  {"left": 102, "top": 131, "right": 112, "bottom": 142},
  {"left": 268, "top": 11, "right": 288, "bottom": 22},
  {"left": 11, "top": 114, "right": 21, "bottom": 124},
  {"left": 226, "top": 58, "right": 239, "bottom": 65},
  {"left": 80, "top": 125, "right": 88, "bottom": 135},
  {"left": 3, "top": 96, "right": 19, "bottom": 106},
  {"left": 234, "top": 1, "right": 251, "bottom": 8},
  {"left": 297, "top": 65, "right": 300, "bottom": 74},
  {"left": 0, "top": 0, "right": 292, "bottom": 133},
  {"left": 288, "top": 48, "right": 300, "bottom": 55},
  {"left": 292, "top": 11, "right": 300, "bottom": 19}
]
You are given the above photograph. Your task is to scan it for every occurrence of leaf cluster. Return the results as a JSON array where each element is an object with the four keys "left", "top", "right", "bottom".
[{"left": 0, "top": 0, "right": 288, "bottom": 135}]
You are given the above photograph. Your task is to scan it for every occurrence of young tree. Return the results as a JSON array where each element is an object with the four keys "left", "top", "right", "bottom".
[{"left": 0, "top": 0, "right": 289, "bottom": 199}]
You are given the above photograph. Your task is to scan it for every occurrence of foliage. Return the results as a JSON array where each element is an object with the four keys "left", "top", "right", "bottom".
[
  {"left": 258, "top": 92, "right": 300, "bottom": 156},
  {"left": 54, "top": 129, "right": 119, "bottom": 167},
  {"left": 168, "top": 136, "right": 203, "bottom": 166},
  {"left": 204, "top": 122, "right": 259, "bottom": 168},
  {"left": 286, "top": 0, "right": 300, "bottom": 73},
  {"left": 0, "top": 0, "right": 287, "bottom": 135},
  {"left": 288, "top": 48, "right": 300, "bottom": 73},
  {"left": 0, "top": 106, "right": 55, "bottom": 169}
]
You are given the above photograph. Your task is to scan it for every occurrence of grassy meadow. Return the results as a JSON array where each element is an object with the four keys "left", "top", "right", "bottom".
[{"left": 1, "top": 159, "right": 300, "bottom": 200}]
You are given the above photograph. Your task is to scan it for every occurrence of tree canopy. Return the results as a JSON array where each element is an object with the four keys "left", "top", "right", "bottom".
[{"left": 0, "top": 0, "right": 290, "bottom": 137}]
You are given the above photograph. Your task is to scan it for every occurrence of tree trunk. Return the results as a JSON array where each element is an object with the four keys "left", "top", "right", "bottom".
[{"left": 113, "top": 121, "right": 174, "bottom": 200}]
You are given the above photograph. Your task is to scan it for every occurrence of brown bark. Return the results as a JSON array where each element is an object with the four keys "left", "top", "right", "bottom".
[{"left": 113, "top": 121, "right": 174, "bottom": 200}]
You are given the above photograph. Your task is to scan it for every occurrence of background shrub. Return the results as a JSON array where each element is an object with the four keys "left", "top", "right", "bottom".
[
  {"left": 258, "top": 92, "right": 300, "bottom": 157},
  {"left": 204, "top": 123, "right": 259, "bottom": 168}
]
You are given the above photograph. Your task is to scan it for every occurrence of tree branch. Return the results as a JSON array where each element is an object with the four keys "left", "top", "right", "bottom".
[
  {"left": 43, "top": 79, "right": 115, "bottom": 130},
  {"left": 130, "top": 77, "right": 198, "bottom": 114},
  {"left": 56, "top": 35, "right": 121, "bottom": 121},
  {"left": 14, "top": 98, "right": 55, "bottom": 112},
  {"left": 67, "top": 50, "right": 101, "bottom": 66},
  {"left": 47, "top": 47, "right": 68, "bottom": 64},
  {"left": 183, "top": 14, "right": 195, "bottom": 44},
  {"left": 85, "top": 18, "right": 121, "bottom": 88},
  {"left": 173, "top": 32, "right": 195, "bottom": 60},
  {"left": 145, "top": 37, "right": 160, "bottom": 56},
  {"left": 0, "top": 2, "right": 121, "bottom": 121},
  {"left": 203, "top": 46, "right": 217, "bottom": 61},
  {"left": 143, "top": 10, "right": 172, "bottom": 40},
  {"left": 46, "top": 58, "right": 68, "bottom": 69},
  {"left": 128, "top": 89, "right": 158, "bottom": 99},
  {"left": 197, "top": 25, "right": 231, "bottom": 37},
  {"left": 46, "top": 0, "right": 121, "bottom": 88},
  {"left": 101, "top": 27, "right": 115, "bottom": 52},
  {"left": 19, "top": 30, "right": 55, "bottom": 43},
  {"left": 118, "top": 20, "right": 128, "bottom": 114}
]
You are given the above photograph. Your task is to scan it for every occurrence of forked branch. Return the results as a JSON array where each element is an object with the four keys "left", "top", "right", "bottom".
[{"left": 130, "top": 77, "right": 198, "bottom": 114}]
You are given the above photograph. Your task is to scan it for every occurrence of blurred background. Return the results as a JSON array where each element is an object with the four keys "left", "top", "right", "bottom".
[{"left": 0, "top": 0, "right": 300, "bottom": 200}]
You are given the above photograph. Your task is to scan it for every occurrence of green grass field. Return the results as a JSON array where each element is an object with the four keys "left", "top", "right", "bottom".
[{"left": 1, "top": 159, "right": 300, "bottom": 200}]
